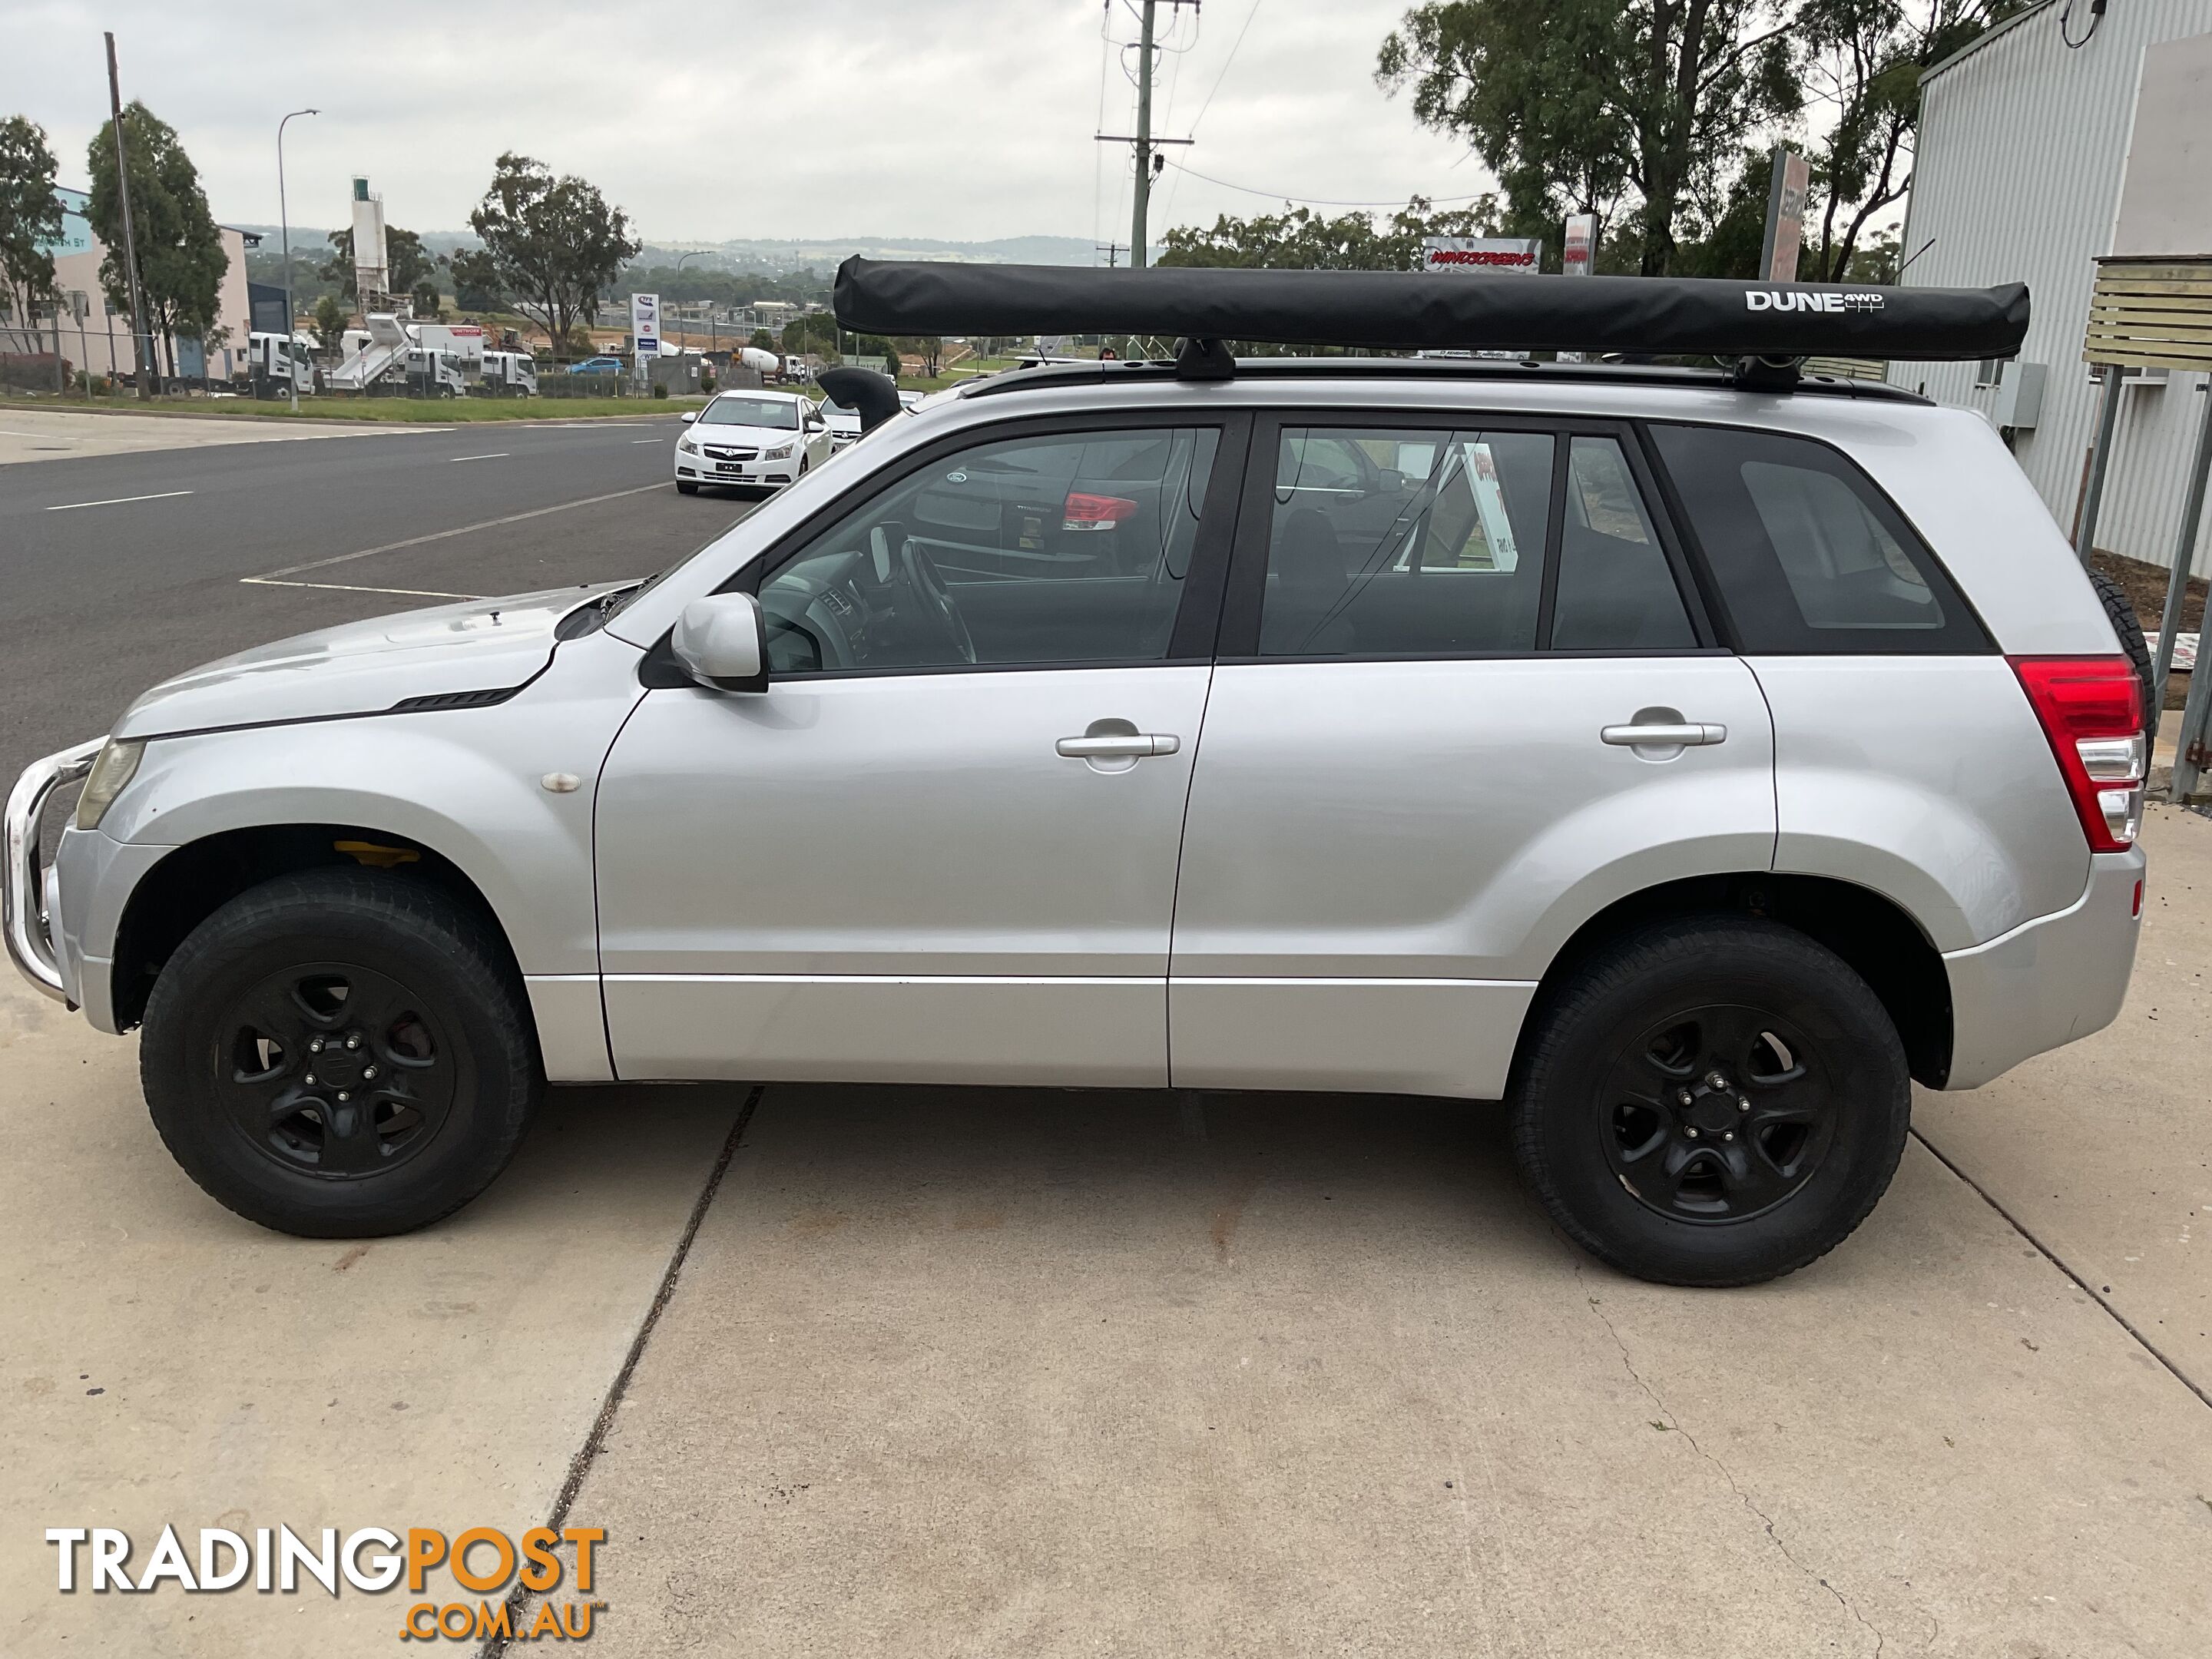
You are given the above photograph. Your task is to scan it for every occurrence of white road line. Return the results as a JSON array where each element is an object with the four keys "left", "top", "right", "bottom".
[
  {"left": 46, "top": 488, "right": 194, "bottom": 512},
  {"left": 246, "top": 481, "right": 667, "bottom": 581},
  {"left": 241, "top": 578, "right": 485, "bottom": 599},
  {"left": 631, "top": 438, "right": 661, "bottom": 443},
  {"left": 448, "top": 452, "right": 510, "bottom": 463}
]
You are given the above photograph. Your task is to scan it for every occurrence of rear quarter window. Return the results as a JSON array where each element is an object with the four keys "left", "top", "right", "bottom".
[{"left": 1649, "top": 423, "right": 1989, "bottom": 654}]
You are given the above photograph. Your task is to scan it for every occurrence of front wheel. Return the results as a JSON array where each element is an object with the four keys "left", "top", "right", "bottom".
[
  {"left": 1511, "top": 916, "right": 1909, "bottom": 1287},
  {"left": 676, "top": 479, "right": 700, "bottom": 495},
  {"left": 140, "top": 869, "right": 541, "bottom": 1237}
]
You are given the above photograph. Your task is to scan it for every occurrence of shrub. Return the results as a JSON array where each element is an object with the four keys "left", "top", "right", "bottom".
[{"left": 651, "top": 381, "right": 669, "bottom": 399}]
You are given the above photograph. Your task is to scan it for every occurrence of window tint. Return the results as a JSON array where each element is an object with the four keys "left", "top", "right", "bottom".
[
  {"left": 757, "top": 425, "right": 1217, "bottom": 676},
  {"left": 1551, "top": 436, "right": 1696, "bottom": 650},
  {"left": 1651, "top": 423, "right": 1986, "bottom": 654},
  {"left": 1259, "top": 426, "right": 1555, "bottom": 656}
]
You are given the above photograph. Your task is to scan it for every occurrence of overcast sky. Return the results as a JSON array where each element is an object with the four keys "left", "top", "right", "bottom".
[{"left": 10, "top": 0, "right": 1495, "bottom": 245}]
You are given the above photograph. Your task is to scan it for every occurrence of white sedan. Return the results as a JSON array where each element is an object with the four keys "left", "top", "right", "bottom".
[{"left": 674, "top": 390, "right": 831, "bottom": 495}]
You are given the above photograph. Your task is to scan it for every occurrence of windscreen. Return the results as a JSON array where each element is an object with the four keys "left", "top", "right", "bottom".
[{"left": 702, "top": 396, "right": 800, "bottom": 429}]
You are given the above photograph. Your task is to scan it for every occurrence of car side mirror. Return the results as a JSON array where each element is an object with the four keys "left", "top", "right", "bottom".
[
  {"left": 671, "top": 593, "right": 768, "bottom": 693},
  {"left": 680, "top": 411, "right": 697, "bottom": 424}
]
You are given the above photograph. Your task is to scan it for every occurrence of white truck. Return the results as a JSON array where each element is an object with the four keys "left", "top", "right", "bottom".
[
  {"left": 245, "top": 331, "right": 316, "bottom": 399},
  {"left": 329, "top": 316, "right": 485, "bottom": 396},
  {"left": 478, "top": 350, "right": 539, "bottom": 396}
]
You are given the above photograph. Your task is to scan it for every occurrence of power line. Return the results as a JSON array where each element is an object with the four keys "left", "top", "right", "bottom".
[
  {"left": 1156, "top": 0, "right": 1261, "bottom": 225},
  {"left": 1157, "top": 155, "right": 1492, "bottom": 209}
]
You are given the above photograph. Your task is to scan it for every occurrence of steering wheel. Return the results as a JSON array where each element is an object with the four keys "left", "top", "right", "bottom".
[{"left": 892, "top": 535, "right": 977, "bottom": 664}]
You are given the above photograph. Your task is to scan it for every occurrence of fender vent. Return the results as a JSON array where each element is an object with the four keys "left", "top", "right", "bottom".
[{"left": 389, "top": 687, "right": 518, "bottom": 714}]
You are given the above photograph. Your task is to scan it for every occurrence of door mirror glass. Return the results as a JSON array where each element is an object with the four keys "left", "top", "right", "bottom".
[{"left": 671, "top": 593, "right": 768, "bottom": 691}]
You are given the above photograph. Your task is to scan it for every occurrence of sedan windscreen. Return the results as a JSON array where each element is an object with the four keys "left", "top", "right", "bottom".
[{"left": 702, "top": 397, "right": 800, "bottom": 429}]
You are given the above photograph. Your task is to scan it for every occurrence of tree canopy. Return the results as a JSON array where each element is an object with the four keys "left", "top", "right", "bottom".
[
  {"left": 0, "top": 115, "right": 64, "bottom": 350},
  {"left": 1376, "top": 1, "right": 2025, "bottom": 280},
  {"left": 85, "top": 101, "right": 226, "bottom": 375},
  {"left": 468, "top": 154, "right": 640, "bottom": 358},
  {"left": 1159, "top": 196, "right": 1501, "bottom": 271}
]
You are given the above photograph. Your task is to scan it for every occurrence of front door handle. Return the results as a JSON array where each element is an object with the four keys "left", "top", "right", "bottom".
[
  {"left": 1601, "top": 721, "right": 1727, "bottom": 747},
  {"left": 1056, "top": 733, "right": 1181, "bottom": 758}
]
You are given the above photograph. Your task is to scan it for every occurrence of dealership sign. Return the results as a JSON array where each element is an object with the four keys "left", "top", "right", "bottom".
[{"left": 1422, "top": 237, "right": 1541, "bottom": 275}]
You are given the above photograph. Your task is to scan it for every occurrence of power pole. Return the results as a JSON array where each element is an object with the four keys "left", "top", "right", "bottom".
[
  {"left": 104, "top": 32, "right": 154, "bottom": 399},
  {"left": 1097, "top": 1, "right": 1194, "bottom": 272},
  {"left": 1096, "top": 242, "right": 1124, "bottom": 268},
  {"left": 1131, "top": 0, "right": 1157, "bottom": 270}
]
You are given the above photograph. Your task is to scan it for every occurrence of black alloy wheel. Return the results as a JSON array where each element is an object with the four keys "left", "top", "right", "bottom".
[
  {"left": 142, "top": 869, "right": 540, "bottom": 1237},
  {"left": 218, "top": 962, "right": 459, "bottom": 1179},
  {"left": 1511, "top": 916, "right": 1909, "bottom": 1287},
  {"left": 1600, "top": 1005, "right": 1836, "bottom": 1224}
]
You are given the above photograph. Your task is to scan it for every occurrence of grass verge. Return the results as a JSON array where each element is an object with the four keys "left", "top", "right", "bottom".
[{"left": 1, "top": 395, "right": 697, "bottom": 424}]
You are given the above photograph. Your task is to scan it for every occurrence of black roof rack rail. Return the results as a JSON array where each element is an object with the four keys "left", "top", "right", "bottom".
[
  {"left": 834, "top": 258, "right": 2025, "bottom": 391},
  {"left": 953, "top": 354, "right": 1931, "bottom": 405}
]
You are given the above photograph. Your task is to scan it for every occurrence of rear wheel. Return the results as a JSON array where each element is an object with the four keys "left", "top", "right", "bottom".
[
  {"left": 140, "top": 869, "right": 540, "bottom": 1237},
  {"left": 1511, "top": 917, "right": 1909, "bottom": 1287}
]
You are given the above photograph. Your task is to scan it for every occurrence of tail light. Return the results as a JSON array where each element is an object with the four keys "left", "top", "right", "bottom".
[
  {"left": 1062, "top": 492, "right": 1137, "bottom": 531},
  {"left": 2009, "top": 656, "right": 2145, "bottom": 853}
]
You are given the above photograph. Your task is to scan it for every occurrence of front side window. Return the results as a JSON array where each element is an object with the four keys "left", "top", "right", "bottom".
[
  {"left": 756, "top": 424, "right": 1219, "bottom": 676},
  {"left": 702, "top": 396, "right": 800, "bottom": 429},
  {"left": 1651, "top": 423, "right": 1985, "bottom": 653},
  {"left": 1259, "top": 426, "right": 1555, "bottom": 657}
]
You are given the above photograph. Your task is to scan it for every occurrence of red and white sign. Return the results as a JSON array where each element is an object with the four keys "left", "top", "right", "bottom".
[
  {"left": 1422, "top": 237, "right": 1541, "bottom": 274},
  {"left": 1562, "top": 214, "right": 1597, "bottom": 277}
]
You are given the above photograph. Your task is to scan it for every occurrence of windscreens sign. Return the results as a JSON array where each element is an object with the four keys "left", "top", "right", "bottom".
[
  {"left": 630, "top": 293, "right": 661, "bottom": 359},
  {"left": 1422, "top": 237, "right": 1541, "bottom": 275}
]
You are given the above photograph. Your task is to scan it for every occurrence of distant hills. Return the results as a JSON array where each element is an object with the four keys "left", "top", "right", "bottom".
[{"left": 230, "top": 229, "right": 1111, "bottom": 272}]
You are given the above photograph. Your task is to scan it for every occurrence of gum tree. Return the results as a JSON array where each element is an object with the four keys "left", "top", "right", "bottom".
[{"left": 469, "top": 154, "right": 640, "bottom": 361}]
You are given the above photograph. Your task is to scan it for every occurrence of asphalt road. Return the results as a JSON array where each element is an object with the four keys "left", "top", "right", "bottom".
[{"left": 0, "top": 415, "right": 758, "bottom": 785}]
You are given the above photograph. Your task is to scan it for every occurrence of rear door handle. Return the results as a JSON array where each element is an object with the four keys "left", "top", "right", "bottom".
[
  {"left": 1056, "top": 733, "right": 1181, "bottom": 758},
  {"left": 1601, "top": 722, "right": 1727, "bottom": 747}
]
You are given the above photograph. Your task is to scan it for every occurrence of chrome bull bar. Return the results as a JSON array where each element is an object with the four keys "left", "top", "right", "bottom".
[{"left": 5, "top": 738, "right": 103, "bottom": 1001}]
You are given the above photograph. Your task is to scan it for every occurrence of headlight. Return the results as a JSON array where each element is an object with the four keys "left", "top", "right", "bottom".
[
  {"left": 763, "top": 442, "right": 793, "bottom": 460},
  {"left": 75, "top": 738, "right": 144, "bottom": 831},
  {"left": 677, "top": 436, "right": 699, "bottom": 455}
]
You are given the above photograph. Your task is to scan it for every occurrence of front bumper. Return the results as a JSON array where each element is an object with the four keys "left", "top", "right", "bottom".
[
  {"left": 1942, "top": 849, "right": 2144, "bottom": 1089},
  {"left": 5, "top": 738, "right": 101, "bottom": 1001},
  {"left": 676, "top": 461, "right": 798, "bottom": 485}
]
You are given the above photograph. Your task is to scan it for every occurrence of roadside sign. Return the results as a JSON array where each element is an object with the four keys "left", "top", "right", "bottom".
[
  {"left": 1760, "top": 148, "right": 1813, "bottom": 282},
  {"left": 631, "top": 293, "right": 661, "bottom": 363},
  {"left": 1562, "top": 214, "right": 1597, "bottom": 277},
  {"left": 1421, "top": 237, "right": 1541, "bottom": 275}
]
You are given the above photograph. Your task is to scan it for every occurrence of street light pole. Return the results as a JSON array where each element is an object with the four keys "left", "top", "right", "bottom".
[{"left": 277, "top": 107, "right": 319, "bottom": 414}]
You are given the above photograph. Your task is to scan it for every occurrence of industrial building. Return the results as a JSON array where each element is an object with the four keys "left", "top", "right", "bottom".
[
  {"left": 2, "top": 184, "right": 256, "bottom": 386},
  {"left": 1896, "top": 0, "right": 2212, "bottom": 574}
]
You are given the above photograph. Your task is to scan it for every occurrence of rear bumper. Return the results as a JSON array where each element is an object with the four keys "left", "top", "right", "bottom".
[{"left": 1941, "top": 849, "right": 2143, "bottom": 1089}]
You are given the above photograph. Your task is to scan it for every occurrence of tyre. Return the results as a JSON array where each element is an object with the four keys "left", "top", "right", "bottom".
[
  {"left": 140, "top": 869, "right": 541, "bottom": 1238},
  {"left": 1510, "top": 916, "right": 1909, "bottom": 1287},
  {"left": 676, "top": 480, "right": 700, "bottom": 495},
  {"left": 2088, "top": 566, "right": 2157, "bottom": 713}
]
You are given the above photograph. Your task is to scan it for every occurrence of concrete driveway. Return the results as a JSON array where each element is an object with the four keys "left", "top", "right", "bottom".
[{"left": 5, "top": 810, "right": 2210, "bottom": 1657}]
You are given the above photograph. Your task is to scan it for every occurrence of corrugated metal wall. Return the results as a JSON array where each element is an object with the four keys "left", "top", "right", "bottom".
[{"left": 1894, "top": 0, "right": 2212, "bottom": 572}]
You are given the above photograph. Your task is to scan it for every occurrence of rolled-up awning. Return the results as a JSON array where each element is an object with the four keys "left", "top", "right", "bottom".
[{"left": 834, "top": 257, "right": 2028, "bottom": 363}]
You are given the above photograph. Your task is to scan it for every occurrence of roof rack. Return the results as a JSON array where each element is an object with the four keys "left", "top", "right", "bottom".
[
  {"left": 954, "top": 354, "right": 1932, "bottom": 405},
  {"left": 834, "top": 258, "right": 2027, "bottom": 392}
]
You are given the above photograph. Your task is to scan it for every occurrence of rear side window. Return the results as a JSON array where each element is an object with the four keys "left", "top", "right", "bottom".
[{"left": 1651, "top": 424, "right": 1988, "bottom": 654}]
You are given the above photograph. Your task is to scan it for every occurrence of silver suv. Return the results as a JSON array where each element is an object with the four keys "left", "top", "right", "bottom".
[{"left": 6, "top": 325, "right": 2145, "bottom": 1287}]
